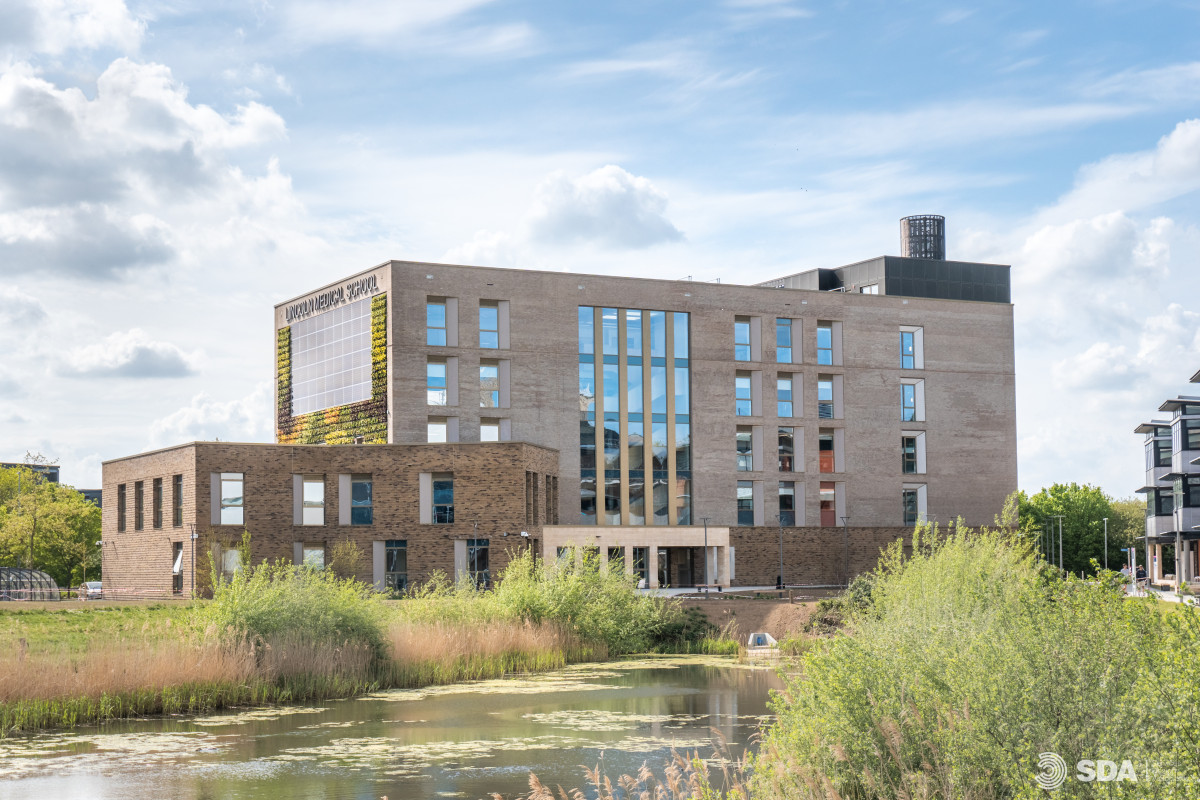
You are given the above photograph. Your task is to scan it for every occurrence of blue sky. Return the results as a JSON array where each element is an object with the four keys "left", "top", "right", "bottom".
[{"left": 1, "top": 0, "right": 1198, "bottom": 499}]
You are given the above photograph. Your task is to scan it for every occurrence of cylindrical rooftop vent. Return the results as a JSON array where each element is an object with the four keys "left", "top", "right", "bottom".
[{"left": 900, "top": 214, "right": 945, "bottom": 260}]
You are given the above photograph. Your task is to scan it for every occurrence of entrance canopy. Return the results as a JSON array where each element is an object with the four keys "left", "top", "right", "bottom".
[{"left": 541, "top": 525, "right": 732, "bottom": 588}]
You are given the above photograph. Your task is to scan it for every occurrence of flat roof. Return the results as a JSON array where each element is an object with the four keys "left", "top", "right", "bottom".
[
  {"left": 1135, "top": 421, "right": 1171, "bottom": 434},
  {"left": 1158, "top": 396, "right": 1200, "bottom": 413},
  {"left": 102, "top": 439, "right": 559, "bottom": 466}
]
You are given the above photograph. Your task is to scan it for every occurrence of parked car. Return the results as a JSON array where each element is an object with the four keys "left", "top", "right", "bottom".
[{"left": 77, "top": 581, "right": 102, "bottom": 600}]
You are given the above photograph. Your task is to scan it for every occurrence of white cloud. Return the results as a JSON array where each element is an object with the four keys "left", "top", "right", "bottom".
[
  {"left": 527, "top": 165, "right": 684, "bottom": 250},
  {"left": 1088, "top": 61, "right": 1200, "bottom": 106},
  {"left": 149, "top": 383, "right": 272, "bottom": 447},
  {"left": 275, "top": 0, "right": 523, "bottom": 51},
  {"left": 0, "top": 286, "right": 47, "bottom": 326},
  {"left": 0, "top": 0, "right": 144, "bottom": 57},
  {"left": 57, "top": 329, "right": 200, "bottom": 378},
  {"left": 221, "top": 63, "right": 295, "bottom": 99}
]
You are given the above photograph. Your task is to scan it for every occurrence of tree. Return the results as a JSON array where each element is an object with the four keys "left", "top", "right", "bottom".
[
  {"left": 1015, "top": 483, "right": 1124, "bottom": 575},
  {"left": 0, "top": 460, "right": 101, "bottom": 589}
]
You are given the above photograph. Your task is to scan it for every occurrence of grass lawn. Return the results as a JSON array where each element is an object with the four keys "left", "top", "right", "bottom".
[{"left": 0, "top": 603, "right": 195, "bottom": 656}]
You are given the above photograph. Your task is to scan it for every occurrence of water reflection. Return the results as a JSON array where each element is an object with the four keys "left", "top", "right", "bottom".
[{"left": 0, "top": 656, "right": 781, "bottom": 800}]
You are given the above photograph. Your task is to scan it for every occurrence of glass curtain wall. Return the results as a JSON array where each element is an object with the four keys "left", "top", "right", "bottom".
[{"left": 579, "top": 306, "right": 691, "bottom": 525}]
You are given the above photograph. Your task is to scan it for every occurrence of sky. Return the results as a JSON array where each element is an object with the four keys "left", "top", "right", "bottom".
[{"left": 1, "top": 0, "right": 1198, "bottom": 498}]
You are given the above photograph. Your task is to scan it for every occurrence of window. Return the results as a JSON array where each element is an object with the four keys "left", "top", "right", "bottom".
[
  {"left": 737, "top": 481, "right": 754, "bottom": 526},
  {"left": 1152, "top": 488, "right": 1174, "bottom": 516},
  {"left": 901, "top": 380, "right": 925, "bottom": 422},
  {"left": 1181, "top": 420, "right": 1200, "bottom": 452},
  {"left": 302, "top": 476, "right": 324, "bottom": 526},
  {"left": 480, "top": 418, "right": 500, "bottom": 442},
  {"left": 433, "top": 473, "right": 454, "bottom": 523},
  {"left": 737, "top": 426, "right": 754, "bottom": 471},
  {"left": 171, "top": 542, "right": 183, "bottom": 595},
  {"left": 859, "top": 284, "right": 879, "bottom": 294},
  {"left": 632, "top": 547, "right": 649, "bottom": 587},
  {"left": 221, "top": 548, "right": 242, "bottom": 580},
  {"left": 903, "top": 489, "right": 919, "bottom": 525},
  {"left": 779, "top": 482, "right": 795, "bottom": 526},
  {"left": 602, "top": 308, "right": 619, "bottom": 355},
  {"left": 351, "top": 475, "right": 372, "bottom": 525},
  {"left": 819, "top": 432, "right": 835, "bottom": 473},
  {"left": 735, "top": 316, "right": 752, "bottom": 361},
  {"left": 303, "top": 544, "right": 325, "bottom": 570},
  {"left": 1147, "top": 437, "right": 1171, "bottom": 469},
  {"left": 290, "top": 296, "right": 373, "bottom": 415},
  {"left": 818, "top": 378, "right": 834, "bottom": 419},
  {"left": 776, "top": 319, "right": 793, "bottom": 363},
  {"left": 817, "top": 323, "right": 833, "bottom": 365},
  {"left": 427, "top": 300, "right": 447, "bottom": 346},
  {"left": 152, "top": 478, "right": 162, "bottom": 529},
  {"left": 608, "top": 546, "right": 625, "bottom": 572},
  {"left": 428, "top": 417, "right": 448, "bottom": 442},
  {"left": 902, "top": 436, "right": 918, "bottom": 474},
  {"left": 626, "top": 310, "right": 643, "bottom": 355},
  {"left": 479, "top": 301, "right": 499, "bottom": 348},
  {"left": 220, "top": 473, "right": 243, "bottom": 526},
  {"left": 385, "top": 540, "right": 407, "bottom": 591},
  {"left": 117, "top": 484, "right": 126, "bottom": 532},
  {"left": 480, "top": 361, "right": 500, "bottom": 408},
  {"left": 134, "top": 481, "right": 144, "bottom": 531},
  {"left": 778, "top": 427, "right": 794, "bottom": 472},
  {"left": 172, "top": 474, "right": 183, "bottom": 527},
  {"left": 736, "top": 372, "right": 753, "bottom": 416},
  {"left": 427, "top": 359, "right": 448, "bottom": 405},
  {"left": 1176, "top": 476, "right": 1200, "bottom": 509},
  {"left": 578, "top": 307, "right": 594, "bottom": 354},
  {"left": 467, "top": 538, "right": 489, "bottom": 587},
  {"left": 778, "top": 375, "right": 794, "bottom": 417},
  {"left": 820, "top": 481, "right": 836, "bottom": 526}
]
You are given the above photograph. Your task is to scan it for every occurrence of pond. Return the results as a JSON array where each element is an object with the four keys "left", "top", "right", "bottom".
[{"left": 0, "top": 656, "right": 783, "bottom": 800}]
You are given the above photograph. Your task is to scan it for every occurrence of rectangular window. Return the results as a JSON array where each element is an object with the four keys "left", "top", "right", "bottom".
[
  {"left": 428, "top": 417, "right": 448, "bottom": 442},
  {"left": 480, "top": 418, "right": 501, "bottom": 442},
  {"left": 467, "top": 538, "right": 490, "bottom": 587},
  {"left": 385, "top": 540, "right": 407, "bottom": 591},
  {"left": 673, "top": 312, "right": 689, "bottom": 358},
  {"left": 171, "top": 541, "right": 183, "bottom": 594},
  {"left": 1155, "top": 437, "right": 1171, "bottom": 467},
  {"left": 602, "top": 308, "right": 619, "bottom": 355},
  {"left": 817, "top": 323, "right": 833, "bottom": 365},
  {"left": 736, "top": 372, "right": 753, "bottom": 416},
  {"left": 779, "top": 482, "right": 795, "bottom": 526},
  {"left": 674, "top": 366, "right": 690, "bottom": 415},
  {"left": 820, "top": 481, "right": 836, "bottom": 526},
  {"left": 776, "top": 318, "right": 793, "bottom": 363},
  {"left": 819, "top": 432, "right": 834, "bottom": 473},
  {"left": 737, "top": 480, "right": 754, "bottom": 526},
  {"left": 479, "top": 301, "right": 500, "bottom": 348},
  {"left": 351, "top": 474, "right": 373, "bottom": 525},
  {"left": 579, "top": 362, "right": 595, "bottom": 412},
  {"left": 737, "top": 426, "right": 754, "bottom": 471},
  {"left": 117, "top": 484, "right": 126, "bottom": 532},
  {"left": 1184, "top": 420, "right": 1200, "bottom": 451},
  {"left": 302, "top": 476, "right": 324, "bottom": 526},
  {"left": 778, "top": 375, "right": 793, "bottom": 417},
  {"left": 735, "top": 316, "right": 752, "bottom": 361},
  {"left": 152, "top": 477, "right": 163, "bottom": 529},
  {"left": 860, "top": 284, "right": 879, "bottom": 294},
  {"left": 626, "top": 363, "right": 643, "bottom": 413},
  {"left": 172, "top": 474, "right": 183, "bottom": 527},
  {"left": 427, "top": 300, "right": 447, "bottom": 346},
  {"left": 603, "top": 362, "right": 620, "bottom": 413},
  {"left": 778, "top": 427, "right": 794, "bottom": 472},
  {"left": 303, "top": 544, "right": 325, "bottom": 570},
  {"left": 427, "top": 359, "right": 448, "bottom": 405},
  {"left": 902, "top": 489, "right": 919, "bottom": 526},
  {"left": 608, "top": 546, "right": 625, "bottom": 572},
  {"left": 480, "top": 361, "right": 500, "bottom": 408},
  {"left": 626, "top": 309, "right": 642, "bottom": 356},
  {"left": 581, "top": 470, "right": 597, "bottom": 525},
  {"left": 649, "top": 311, "right": 666, "bottom": 357},
  {"left": 134, "top": 481, "right": 144, "bottom": 531},
  {"left": 432, "top": 473, "right": 454, "bottom": 524},
  {"left": 578, "top": 306, "right": 595, "bottom": 354},
  {"left": 220, "top": 473, "right": 243, "bottom": 525},
  {"left": 650, "top": 365, "right": 667, "bottom": 413},
  {"left": 902, "top": 436, "right": 918, "bottom": 474},
  {"left": 901, "top": 331, "right": 916, "bottom": 369},
  {"left": 1153, "top": 488, "right": 1174, "bottom": 516},
  {"left": 818, "top": 378, "right": 834, "bottom": 419},
  {"left": 632, "top": 547, "right": 649, "bottom": 587},
  {"left": 902, "top": 383, "right": 917, "bottom": 422}
]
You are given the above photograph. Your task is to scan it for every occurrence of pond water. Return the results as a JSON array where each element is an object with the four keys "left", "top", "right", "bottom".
[{"left": 0, "top": 656, "right": 783, "bottom": 800}]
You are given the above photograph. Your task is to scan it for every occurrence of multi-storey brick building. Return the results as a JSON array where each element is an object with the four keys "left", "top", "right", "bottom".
[{"left": 102, "top": 216, "right": 1018, "bottom": 595}]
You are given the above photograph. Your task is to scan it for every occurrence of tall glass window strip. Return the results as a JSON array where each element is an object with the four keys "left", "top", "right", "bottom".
[
  {"left": 467, "top": 539, "right": 489, "bottom": 587},
  {"left": 651, "top": 365, "right": 667, "bottom": 414},
  {"left": 427, "top": 360, "right": 448, "bottom": 406},
  {"left": 779, "top": 427, "right": 794, "bottom": 471},
  {"left": 117, "top": 484, "right": 126, "bottom": 532},
  {"left": 817, "top": 323, "right": 833, "bottom": 365},
  {"left": 673, "top": 312, "right": 689, "bottom": 359},
  {"left": 626, "top": 310, "right": 642, "bottom": 356},
  {"left": 302, "top": 476, "right": 324, "bottom": 526},
  {"left": 432, "top": 474, "right": 454, "bottom": 523},
  {"left": 779, "top": 482, "right": 795, "bottom": 526},
  {"left": 736, "top": 427, "right": 753, "bottom": 471},
  {"left": 172, "top": 474, "right": 183, "bottom": 527},
  {"left": 737, "top": 481, "right": 754, "bottom": 525},
  {"left": 134, "top": 481, "right": 144, "bottom": 530},
  {"left": 649, "top": 311, "right": 666, "bottom": 358},
  {"left": 427, "top": 301, "right": 447, "bottom": 346},
  {"left": 152, "top": 477, "right": 162, "bottom": 529},
  {"left": 627, "top": 364, "right": 643, "bottom": 413},
  {"left": 479, "top": 302, "right": 499, "bottom": 348},
  {"left": 603, "top": 363, "right": 620, "bottom": 412},
  {"left": 820, "top": 482, "right": 836, "bottom": 526},
  {"left": 902, "top": 436, "right": 918, "bottom": 474},
  {"left": 902, "top": 384, "right": 917, "bottom": 422},
  {"left": 385, "top": 540, "right": 407, "bottom": 590},
  {"left": 578, "top": 307, "right": 594, "bottom": 355},
  {"left": 902, "top": 489, "right": 919, "bottom": 525},
  {"left": 819, "top": 432, "right": 834, "bottom": 473},
  {"left": 778, "top": 375, "right": 793, "bottom": 417},
  {"left": 900, "top": 331, "right": 915, "bottom": 369},
  {"left": 602, "top": 308, "right": 619, "bottom": 355},
  {"left": 818, "top": 379, "right": 834, "bottom": 419},
  {"left": 351, "top": 475, "right": 373, "bottom": 525},
  {"left": 291, "top": 297, "right": 372, "bottom": 415},
  {"left": 734, "top": 316, "right": 751, "bottom": 361},
  {"left": 674, "top": 366, "right": 689, "bottom": 415},
  {"left": 736, "top": 372, "right": 752, "bottom": 416},
  {"left": 220, "top": 473, "right": 243, "bottom": 526},
  {"left": 776, "top": 319, "right": 792, "bottom": 363},
  {"left": 480, "top": 362, "right": 500, "bottom": 407}
]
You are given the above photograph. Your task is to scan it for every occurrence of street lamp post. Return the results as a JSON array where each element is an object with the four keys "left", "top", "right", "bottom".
[
  {"left": 189, "top": 523, "right": 198, "bottom": 599},
  {"left": 1103, "top": 517, "right": 1109, "bottom": 571},
  {"left": 775, "top": 514, "right": 784, "bottom": 590}
]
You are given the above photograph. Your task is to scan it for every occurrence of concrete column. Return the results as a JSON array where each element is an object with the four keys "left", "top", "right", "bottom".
[
  {"left": 714, "top": 546, "right": 728, "bottom": 587},
  {"left": 648, "top": 546, "right": 659, "bottom": 588}
]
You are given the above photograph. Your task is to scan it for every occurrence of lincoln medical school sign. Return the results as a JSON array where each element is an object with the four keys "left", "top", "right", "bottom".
[{"left": 285, "top": 275, "right": 380, "bottom": 323}]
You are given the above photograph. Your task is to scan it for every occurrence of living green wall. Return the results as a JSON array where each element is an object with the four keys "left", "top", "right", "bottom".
[{"left": 276, "top": 293, "right": 388, "bottom": 445}]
